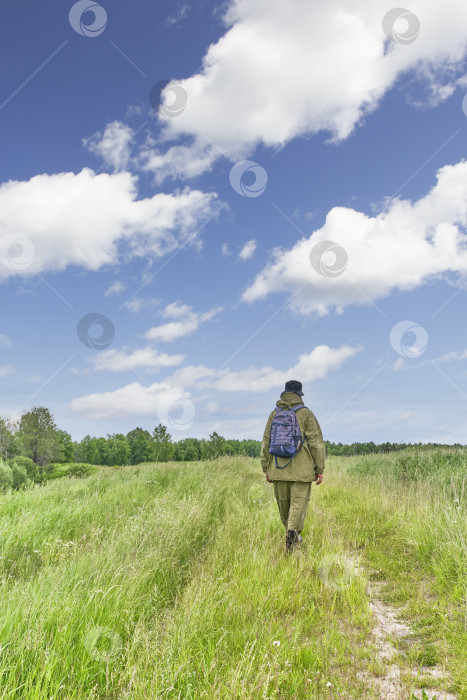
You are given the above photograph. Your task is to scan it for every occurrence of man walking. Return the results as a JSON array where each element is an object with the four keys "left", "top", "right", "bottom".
[{"left": 260, "top": 380, "right": 325, "bottom": 552}]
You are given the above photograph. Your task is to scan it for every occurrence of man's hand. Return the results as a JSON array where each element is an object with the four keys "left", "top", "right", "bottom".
[
  {"left": 265, "top": 474, "right": 273, "bottom": 483},
  {"left": 315, "top": 473, "right": 323, "bottom": 485}
]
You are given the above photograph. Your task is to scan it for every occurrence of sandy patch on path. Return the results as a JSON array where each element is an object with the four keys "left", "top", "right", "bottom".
[{"left": 356, "top": 574, "right": 457, "bottom": 700}]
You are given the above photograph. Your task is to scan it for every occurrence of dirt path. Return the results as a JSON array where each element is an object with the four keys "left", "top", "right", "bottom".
[{"left": 356, "top": 574, "right": 457, "bottom": 700}]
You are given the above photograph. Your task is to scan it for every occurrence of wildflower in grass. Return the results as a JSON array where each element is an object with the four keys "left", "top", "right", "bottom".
[{"left": 272, "top": 640, "right": 280, "bottom": 646}]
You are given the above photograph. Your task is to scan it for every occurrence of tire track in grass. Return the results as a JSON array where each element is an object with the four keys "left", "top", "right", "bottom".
[
  {"left": 312, "top": 460, "right": 460, "bottom": 700},
  {"left": 353, "top": 564, "right": 458, "bottom": 700}
]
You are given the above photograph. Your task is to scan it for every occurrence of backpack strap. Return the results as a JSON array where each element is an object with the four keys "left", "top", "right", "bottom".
[{"left": 274, "top": 439, "right": 304, "bottom": 470}]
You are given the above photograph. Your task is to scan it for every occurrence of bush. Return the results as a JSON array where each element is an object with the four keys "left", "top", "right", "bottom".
[
  {"left": 10, "top": 463, "right": 29, "bottom": 490},
  {"left": 67, "top": 463, "right": 96, "bottom": 479},
  {"left": 8, "top": 456, "right": 36, "bottom": 479},
  {"left": 0, "top": 462, "right": 13, "bottom": 492},
  {"left": 43, "top": 464, "right": 72, "bottom": 481}
]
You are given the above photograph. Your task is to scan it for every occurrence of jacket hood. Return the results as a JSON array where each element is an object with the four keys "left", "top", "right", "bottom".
[{"left": 276, "top": 391, "right": 304, "bottom": 409}]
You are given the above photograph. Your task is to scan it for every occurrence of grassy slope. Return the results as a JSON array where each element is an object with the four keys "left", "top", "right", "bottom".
[{"left": 0, "top": 453, "right": 465, "bottom": 699}]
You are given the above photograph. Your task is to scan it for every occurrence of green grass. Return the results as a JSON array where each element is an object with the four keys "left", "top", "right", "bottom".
[
  {"left": 320, "top": 449, "right": 467, "bottom": 698},
  {"left": 0, "top": 451, "right": 465, "bottom": 698}
]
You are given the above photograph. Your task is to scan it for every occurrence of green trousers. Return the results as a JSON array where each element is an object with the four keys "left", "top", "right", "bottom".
[{"left": 273, "top": 481, "right": 312, "bottom": 532}]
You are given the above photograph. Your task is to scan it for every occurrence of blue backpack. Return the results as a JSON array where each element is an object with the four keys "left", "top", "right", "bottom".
[{"left": 269, "top": 405, "right": 307, "bottom": 469}]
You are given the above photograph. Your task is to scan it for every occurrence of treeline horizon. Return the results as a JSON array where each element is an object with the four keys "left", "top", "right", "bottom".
[{"left": 1, "top": 405, "right": 466, "bottom": 469}]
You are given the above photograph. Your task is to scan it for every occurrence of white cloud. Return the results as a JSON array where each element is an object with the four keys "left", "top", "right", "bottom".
[
  {"left": 239, "top": 240, "right": 257, "bottom": 261},
  {"left": 166, "top": 3, "right": 190, "bottom": 28},
  {"left": 83, "top": 121, "right": 134, "bottom": 172},
  {"left": 212, "top": 344, "right": 361, "bottom": 392},
  {"left": 243, "top": 161, "right": 467, "bottom": 315},
  {"left": 145, "top": 302, "right": 222, "bottom": 343},
  {"left": 221, "top": 243, "right": 230, "bottom": 256},
  {"left": 123, "top": 297, "right": 160, "bottom": 313},
  {"left": 0, "top": 365, "right": 14, "bottom": 379},
  {"left": 105, "top": 281, "right": 126, "bottom": 296},
  {"left": 0, "top": 334, "right": 11, "bottom": 347},
  {"left": 140, "top": 0, "right": 467, "bottom": 180},
  {"left": 70, "top": 343, "right": 359, "bottom": 417},
  {"left": 0, "top": 168, "right": 218, "bottom": 280},
  {"left": 140, "top": 142, "right": 219, "bottom": 184},
  {"left": 432, "top": 349, "right": 467, "bottom": 363},
  {"left": 168, "top": 364, "right": 215, "bottom": 387},
  {"left": 70, "top": 380, "right": 173, "bottom": 419},
  {"left": 90, "top": 347, "right": 184, "bottom": 372}
]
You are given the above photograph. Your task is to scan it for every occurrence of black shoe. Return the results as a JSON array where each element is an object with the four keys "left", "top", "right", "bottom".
[{"left": 285, "top": 529, "right": 299, "bottom": 552}]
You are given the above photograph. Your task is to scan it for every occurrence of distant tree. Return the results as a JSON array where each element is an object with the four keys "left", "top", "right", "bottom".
[
  {"left": 126, "top": 428, "right": 154, "bottom": 465},
  {"left": 107, "top": 433, "right": 130, "bottom": 466},
  {"left": 207, "top": 432, "right": 226, "bottom": 459},
  {"left": 153, "top": 424, "right": 174, "bottom": 462},
  {"left": 56, "top": 429, "right": 75, "bottom": 463},
  {"left": 224, "top": 441, "right": 234, "bottom": 456},
  {"left": 17, "top": 406, "right": 61, "bottom": 471},
  {"left": 96, "top": 437, "right": 109, "bottom": 465},
  {"left": 0, "top": 417, "right": 14, "bottom": 459},
  {"left": 174, "top": 438, "right": 201, "bottom": 462},
  {"left": 75, "top": 435, "right": 99, "bottom": 464},
  {"left": 243, "top": 439, "right": 260, "bottom": 457},
  {"left": 73, "top": 439, "right": 85, "bottom": 463}
]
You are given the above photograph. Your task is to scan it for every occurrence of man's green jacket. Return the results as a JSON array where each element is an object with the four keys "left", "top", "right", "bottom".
[{"left": 260, "top": 392, "right": 325, "bottom": 482}]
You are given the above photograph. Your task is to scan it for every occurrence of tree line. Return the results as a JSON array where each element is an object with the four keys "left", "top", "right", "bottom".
[
  {"left": 324, "top": 441, "right": 467, "bottom": 456},
  {"left": 2, "top": 406, "right": 463, "bottom": 474},
  {"left": 0, "top": 406, "right": 261, "bottom": 470}
]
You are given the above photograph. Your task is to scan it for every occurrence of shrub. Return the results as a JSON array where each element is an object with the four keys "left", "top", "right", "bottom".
[
  {"left": 0, "top": 462, "right": 13, "bottom": 492},
  {"left": 10, "top": 463, "right": 29, "bottom": 490},
  {"left": 43, "top": 464, "right": 71, "bottom": 481},
  {"left": 67, "top": 463, "right": 96, "bottom": 479},
  {"left": 8, "top": 455, "right": 36, "bottom": 479}
]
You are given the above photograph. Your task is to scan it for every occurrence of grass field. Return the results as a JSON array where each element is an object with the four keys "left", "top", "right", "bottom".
[{"left": 0, "top": 451, "right": 466, "bottom": 699}]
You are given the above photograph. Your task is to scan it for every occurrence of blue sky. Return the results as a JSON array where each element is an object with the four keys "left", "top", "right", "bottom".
[{"left": 1, "top": 0, "right": 467, "bottom": 444}]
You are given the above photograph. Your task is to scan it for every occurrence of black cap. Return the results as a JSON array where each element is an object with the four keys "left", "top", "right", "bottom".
[{"left": 284, "top": 380, "right": 304, "bottom": 396}]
